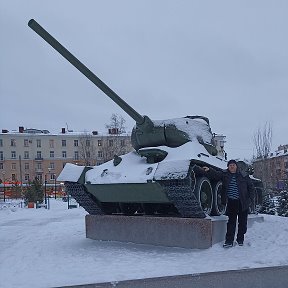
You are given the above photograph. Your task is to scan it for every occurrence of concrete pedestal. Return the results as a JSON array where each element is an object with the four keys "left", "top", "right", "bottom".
[{"left": 85, "top": 214, "right": 264, "bottom": 249}]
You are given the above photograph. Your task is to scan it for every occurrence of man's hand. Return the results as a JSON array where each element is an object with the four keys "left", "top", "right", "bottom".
[{"left": 202, "top": 166, "right": 210, "bottom": 172}]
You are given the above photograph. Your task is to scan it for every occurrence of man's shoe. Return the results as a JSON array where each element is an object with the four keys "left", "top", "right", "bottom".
[
  {"left": 237, "top": 241, "right": 244, "bottom": 246},
  {"left": 223, "top": 242, "right": 233, "bottom": 248}
]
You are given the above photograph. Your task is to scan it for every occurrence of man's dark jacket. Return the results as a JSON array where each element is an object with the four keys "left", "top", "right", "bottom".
[{"left": 207, "top": 168, "right": 255, "bottom": 211}]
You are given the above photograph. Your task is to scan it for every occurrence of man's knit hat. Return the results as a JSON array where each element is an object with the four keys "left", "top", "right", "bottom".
[{"left": 227, "top": 159, "right": 237, "bottom": 167}]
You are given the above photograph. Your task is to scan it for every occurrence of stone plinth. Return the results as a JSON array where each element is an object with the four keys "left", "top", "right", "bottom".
[
  {"left": 211, "top": 214, "right": 264, "bottom": 245},
  {"left": 85, "top": 214, "right": 264, "bottom": 249}
]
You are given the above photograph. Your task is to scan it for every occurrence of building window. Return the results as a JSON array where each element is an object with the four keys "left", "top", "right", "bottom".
[
  {"left": 74, "top": 151, "right": 79, "bottom": 160},
  {"left": 0, "top": 151, "right": 3, "bottom": 161},
  {"left": 36, "top": 139, "right": 41, "bottom": 147},
  {"left": 62, "top": 151, "right": 67, "bottom": 158},
  {"left": 37, "top": 162, "right": 42, "bottom": 170},
  {"left": 121, "top": 139, "right": 125, "bottom": 147},
  {"left": 49, "top": 139, "right": 54, "bottom": 148},
  {"left": 49, "top": 162, "right": 55, "bottom": 170},
  {"left": 11, "top": 163, "right": 16, "bottom": 170},
  {"left": 98, "top": 151, "right": 103, "bottom": 158},
  {"left": 62, "top": 140, "right": 66, "bottom": 147},
  {"left": 50, "top": 174, "right": 56, "bottom": 180},
  {"left": 12, "top": 174, "right": 16, "bottom": 181},
  {"left": 0, "top": 163, "right": 3, "bottom": 169},
  {"left": 11, "top": 151, "right": 16, "bottom": 159},
  {"left": 24, "top": 163, "right": 29, "bottom": 170},
  {"left": 86, "top": 140, "right": 90, "bottom": 147},
  {"left": 36, "top": 151, "right": 42, "bottom": 159},
  {"left": 50, "top": 151, "right": 55, "bottom": 158},
  {"left": 24, "top": 151, "right": 29, "bottom": 159},
  {"left": 24, "top": 174, "right": 30, "bottom": 181},
  {"left": 36, "top": 174, "right": 42, "bottom": 182},
  {"left": 98, "top": 140, "right": 102, "bottom": 146},
  {"left": 0, "top": 139, "right": 3, "bottom": 147},
  {"left": 11, "top": 139, "right": 16, "bottom": 147},
  {"left": 109, "top": 140, "right": 113, "bottom": 147},
  {"left": 74, "top": 140, "right": 78, "bottom": 147},
  {"left": 24, "top": 139, "right": 29, "bottom": 147}
]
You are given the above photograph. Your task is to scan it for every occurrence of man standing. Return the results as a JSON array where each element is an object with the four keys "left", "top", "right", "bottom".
[{"left": 203, "top": 160, "right": 255, "bottom": 248}]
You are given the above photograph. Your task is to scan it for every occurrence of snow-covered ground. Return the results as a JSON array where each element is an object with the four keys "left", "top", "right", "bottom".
[{"left": 1, "top": 199, "right": 288, "bottom": 288}]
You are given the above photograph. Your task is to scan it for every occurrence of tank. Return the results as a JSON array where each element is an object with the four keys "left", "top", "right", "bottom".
[{"left": 28, "top": 19, "right": 263, "bottom": 218}]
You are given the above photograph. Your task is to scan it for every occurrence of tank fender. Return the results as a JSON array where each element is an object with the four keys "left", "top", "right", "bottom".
[
  {"left": 57, "top": 163, "right": 93, "bottom": 184},
  {"left": 153, "top": 160, "right": 191, "bottom": 180}
]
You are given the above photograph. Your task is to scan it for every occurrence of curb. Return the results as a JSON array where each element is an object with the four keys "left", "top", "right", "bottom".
[{"left": 55, "top": 265, "right": 288, "bottom": 288}]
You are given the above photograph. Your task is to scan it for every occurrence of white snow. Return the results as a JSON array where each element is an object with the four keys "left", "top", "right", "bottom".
[
  {"left": 1, "top": 199, "right": 288, "bottom": 288},
  {"left": 153, "top": 117, "right": 213, "bottom": 144},
  {"left": 81, "top": 141, "right": 227, "bottom": 185}
]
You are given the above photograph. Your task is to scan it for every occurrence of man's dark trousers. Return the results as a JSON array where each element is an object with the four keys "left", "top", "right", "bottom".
[{"left": 225, "top": 199, "right": 248, "bottom": 243}]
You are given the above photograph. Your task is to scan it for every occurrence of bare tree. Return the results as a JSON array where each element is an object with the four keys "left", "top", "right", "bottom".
[
  {"left": 101, "top": 114, "right": 131, "bottom": 163},
  {"left": 78, "top": 133, "right": 97, "bottom": 166},
  {"left": 253, "top": 122, "right": 272, "bottom": 159},
  {"left": 252, "top": 122, "right": 273, "bottom": 192},
  {"left": 105, "top": 113, "right": 126, "bottom": 134}
]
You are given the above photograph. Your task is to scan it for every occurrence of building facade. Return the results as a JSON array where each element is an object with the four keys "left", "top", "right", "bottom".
[
  {"left": 253, "top": 145, "right": 288, "bottom": 192},
  {"left": 0, "top": 126, "right": 132, "bottom": 187}
]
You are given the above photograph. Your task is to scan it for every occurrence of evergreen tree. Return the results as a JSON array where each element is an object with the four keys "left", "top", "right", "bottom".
[
  {"left": 259, "top": 194, "right": 276, "bottom": 215},
  {"left": 277, "top": 190, "right": 288, "bottom": 217},
  {"left": 23, "top": 178, "right": 44, "bottom": 205}
]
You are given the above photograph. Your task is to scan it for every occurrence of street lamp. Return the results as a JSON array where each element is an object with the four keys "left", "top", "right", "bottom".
[
  {"left": 44, "top": 174, "right": 47, "bottom": 206},
  {"left": 2, "top": 171, "right": 5, "bottom": 202},
  {"left": 54, "top": 174, "right": 57, "bottom": 199}
]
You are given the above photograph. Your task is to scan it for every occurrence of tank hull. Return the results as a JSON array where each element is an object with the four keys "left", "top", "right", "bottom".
[
  {"left": 59, "top": 141, "right": 229, "bottom": 218},
  {"left": 86, "top": 182, "right": 170, "bottom": 203}
]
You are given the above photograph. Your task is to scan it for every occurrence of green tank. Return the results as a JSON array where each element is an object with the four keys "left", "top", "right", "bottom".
[{"left": 28, "top": 19, "right": 263, "bottom": 218}]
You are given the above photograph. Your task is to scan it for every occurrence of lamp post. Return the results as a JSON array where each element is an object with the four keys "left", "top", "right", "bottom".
[
  {"left": 2, "top": 171, "right": 5, "bottom": 202},
  {"left": 3, "top": 181, "right": 5, "bottom": 202},
  {"left": 54, "top": 174, "right": 57, "bottom": 199},
  {"left": 44, "top": 174, "right": 47, "bottom": 206}
]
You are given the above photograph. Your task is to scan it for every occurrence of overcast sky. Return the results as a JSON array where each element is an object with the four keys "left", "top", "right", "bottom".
[{"left": 1, "top": 0, "right": 288, "bottom": 160}]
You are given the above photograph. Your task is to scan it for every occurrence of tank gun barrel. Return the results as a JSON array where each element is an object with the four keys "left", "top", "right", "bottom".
[{"left": 28, "top": 19, "right": 145, "bottom": 125}]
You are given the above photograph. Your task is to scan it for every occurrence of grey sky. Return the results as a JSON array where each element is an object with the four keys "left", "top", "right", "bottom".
[{"left": 1, "top": 0, "right": 288, "bottom": 160}]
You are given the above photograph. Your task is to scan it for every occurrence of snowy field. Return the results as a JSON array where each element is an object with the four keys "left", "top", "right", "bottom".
[{"left": 1, "top": 199, "right": 288, "bottom": 288}]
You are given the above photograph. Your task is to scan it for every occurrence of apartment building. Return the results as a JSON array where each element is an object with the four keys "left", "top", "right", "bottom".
[
  {"left": 253, "top": 145, "right": 288, "bottom": 192},
  {"left": 0, "top": 126, "right": 132, "bottom": 186}
]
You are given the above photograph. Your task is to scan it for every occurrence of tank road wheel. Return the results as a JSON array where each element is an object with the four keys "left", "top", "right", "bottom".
[
  {"left": 120, "top": 203, "right": 139, "bottom": 216},
  {"left": 194, "top": 177, "right": 213, "bottom": 215},
  {"left": 212, "top": 181, "right": 226, "bottom": 216}
]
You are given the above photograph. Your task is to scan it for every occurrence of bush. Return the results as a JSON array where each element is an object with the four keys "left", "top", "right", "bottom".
[
  {"left": 259, "top": 194, "right": 276, "bottom": 215},
  {"left": 277, "top": 190, "right": 288, "bottom": 217}
]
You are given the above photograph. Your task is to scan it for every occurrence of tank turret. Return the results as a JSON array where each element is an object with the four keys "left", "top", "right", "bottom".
[{"left": 28, "top": 19, "right": 217, "bottom": 156}]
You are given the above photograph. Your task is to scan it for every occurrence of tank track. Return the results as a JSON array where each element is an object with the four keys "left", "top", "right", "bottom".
[
  {"left": 65, "top": 182, "right": 103, "bottom": 215},
  {"left": 158, "top": 175, "right": 206, "bottom": 218},
  {"left": 65, "top": 173, "right": 206, "bottom": 218}
]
